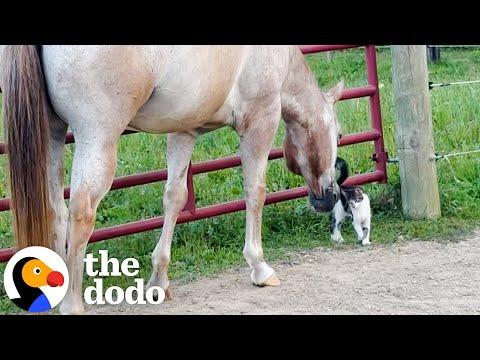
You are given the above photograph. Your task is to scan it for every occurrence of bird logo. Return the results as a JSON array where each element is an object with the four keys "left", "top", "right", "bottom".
[{"left": 3, "top": 246, "right": 69, "bottom": 313}]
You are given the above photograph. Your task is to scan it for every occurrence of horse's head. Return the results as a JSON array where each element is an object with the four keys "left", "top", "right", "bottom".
[{"left": 283, "top": 81, "right": 344, "bottom": 212}]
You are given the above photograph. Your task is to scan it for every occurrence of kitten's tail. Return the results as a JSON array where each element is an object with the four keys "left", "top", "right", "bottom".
[{"left": 335, "top": 157, "right": 349, "bottom": 186}]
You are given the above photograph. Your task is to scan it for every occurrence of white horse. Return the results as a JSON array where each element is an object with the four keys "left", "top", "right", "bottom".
[{"left": 0, "top": 45, "right": 343, "bottom": 314}]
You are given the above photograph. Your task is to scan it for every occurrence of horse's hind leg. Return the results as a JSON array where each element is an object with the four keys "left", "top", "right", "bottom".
[
  {"left": 47, "top": 113, "right": 69, "bottom": 260},
  {"left": 146, "top": 132, "right": 196, "bottom": 299},
  {"left": 238, "top": 99, "right": 281, "bottom": 287},
  {"left": 59, "top": 130, "right": 122, "bottom": 315}
]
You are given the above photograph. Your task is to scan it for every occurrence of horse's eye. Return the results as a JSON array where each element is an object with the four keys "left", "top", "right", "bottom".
[{"left": 33, "top": 267, "right": 41, "bottom": 275}]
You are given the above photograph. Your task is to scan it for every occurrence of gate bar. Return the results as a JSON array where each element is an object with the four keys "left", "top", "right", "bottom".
[
  {"left": 0, "top": 170, "right": 384, "bottom": 262},
  {"left": 0, "top": 129, "right": 381, "bottom": 212}
]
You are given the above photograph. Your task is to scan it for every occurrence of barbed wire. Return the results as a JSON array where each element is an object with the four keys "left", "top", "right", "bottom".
[
  {"left": 429, "top": 80, "right": 480, "bottom": 89},
  {"left": 429, "top": 149, "right": 480, "bottom": 161},
  {"left": 388, "top": 148, "right": 479, "bottom": 183},
  {"left": 432, "top": 149, "right": 480, "bottom": 183},
  {"left": 388, "top": 148, "right": 480, "bottom": 163}
]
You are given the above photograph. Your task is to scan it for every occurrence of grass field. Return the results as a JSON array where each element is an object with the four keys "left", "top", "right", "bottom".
[{"left": 1, "top": 47, "right": 479, "bottom": 313}]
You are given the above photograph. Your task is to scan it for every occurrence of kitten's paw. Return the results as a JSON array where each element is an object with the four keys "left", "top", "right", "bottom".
[
  {"left": 361, "top": 239, "right": 372, "bottom": 246},
  {"left": 331, "top": 234, "right": 344, "bottom": 244}
]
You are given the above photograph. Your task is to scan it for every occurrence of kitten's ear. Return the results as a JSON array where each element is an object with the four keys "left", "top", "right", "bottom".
[{"left": 355, "top": 188, "right": 363, "bottom": 199}]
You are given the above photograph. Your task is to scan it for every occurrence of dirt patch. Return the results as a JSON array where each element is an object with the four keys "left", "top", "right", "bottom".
[{"left": 86, "top": 230, "right": 480, "bottom": 315}]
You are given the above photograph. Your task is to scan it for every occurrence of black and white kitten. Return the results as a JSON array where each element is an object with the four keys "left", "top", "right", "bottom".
[{"left": 330, "top": 158, "right": 371, "bottom": 246}]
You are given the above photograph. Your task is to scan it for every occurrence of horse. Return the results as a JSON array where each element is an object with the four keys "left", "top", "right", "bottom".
[{"left": 0, "top": 45, "right": 344, "bottom": 314}]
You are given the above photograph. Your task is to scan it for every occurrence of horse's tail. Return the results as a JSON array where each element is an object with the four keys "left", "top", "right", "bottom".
[
  {"left": 2, "top": 45, "right": 53, "bottom": 250},
  {"left": 335, "top": 156, "right": 349, "bottom": 186}
]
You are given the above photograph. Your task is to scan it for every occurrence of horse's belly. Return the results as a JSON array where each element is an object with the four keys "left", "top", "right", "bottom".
[
  {"left": 128, "top": 46, "right": 245, "bottom": 134},
  {"left": 129, "top": 95, "right": 229, "bottom": 134},
  {"left": 128, "top": 115, "right": 225, "bottom": 134}
]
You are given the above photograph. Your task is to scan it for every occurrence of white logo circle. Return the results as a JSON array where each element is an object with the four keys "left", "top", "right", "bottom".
[{"left": 3, "top": 246, "right": 69, "bottom": 312}]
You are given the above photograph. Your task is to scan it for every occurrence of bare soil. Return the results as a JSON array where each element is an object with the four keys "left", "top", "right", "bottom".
[{"left": 86, "top": 230, "right": 480, "bottom": 315}]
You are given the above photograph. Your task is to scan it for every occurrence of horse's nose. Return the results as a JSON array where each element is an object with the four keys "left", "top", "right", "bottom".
[{"left": 308, "top": 186, "right": 336, "bottom": 212}]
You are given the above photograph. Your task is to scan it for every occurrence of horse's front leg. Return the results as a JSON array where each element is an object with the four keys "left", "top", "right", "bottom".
[
  {"left": 238, "top": 101, "right": 281, "bottom": 287},
  {"left": 146, "top": 132, "right": 196, "bottom": 299}
]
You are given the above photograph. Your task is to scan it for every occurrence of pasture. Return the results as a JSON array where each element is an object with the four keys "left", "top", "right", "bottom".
[{"left": 1, "top": 47, "right": 479, "bottom": 313}]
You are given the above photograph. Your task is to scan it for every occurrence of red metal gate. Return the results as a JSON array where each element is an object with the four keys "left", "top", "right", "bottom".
[{"left": 0, "top": 45, "right": 388, "bottom": 262}]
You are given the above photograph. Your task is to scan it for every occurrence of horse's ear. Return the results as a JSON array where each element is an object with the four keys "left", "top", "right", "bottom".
[{"left": 328, "top": 80, "right": 345, "bottom": 103}]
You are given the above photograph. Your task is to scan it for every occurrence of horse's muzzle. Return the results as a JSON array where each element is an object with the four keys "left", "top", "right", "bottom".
[{"left": 308, "top": 186, "right": 339, "bottom": 212}]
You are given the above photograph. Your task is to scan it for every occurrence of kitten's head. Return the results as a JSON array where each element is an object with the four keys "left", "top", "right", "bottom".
[{"left": 342, "top": 187, "right": 364, "bottom": 209}]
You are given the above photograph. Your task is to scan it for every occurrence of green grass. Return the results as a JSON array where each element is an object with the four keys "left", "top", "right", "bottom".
[{"left": 1, "top": 47, "right": 479, "bottom": 314}]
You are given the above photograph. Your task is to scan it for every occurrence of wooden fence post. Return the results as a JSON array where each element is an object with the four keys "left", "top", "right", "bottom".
[{"left": 391, "top": 45, "right": 441, "bottom": 219}]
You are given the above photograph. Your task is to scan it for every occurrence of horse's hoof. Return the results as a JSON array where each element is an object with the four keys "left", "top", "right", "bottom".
[
  {"left": 265, "top": 273, "right": 281, "bottom": 286},
  {"left": 165, "top": 287, "right": 173, "bottom": 300},
  {"left": 59, "top": 303, "right": 84, "bottom": 315},
  {"left": 258, "top": 272, "right": 281, "bottom": 287},
  {"left": 150, "top": 287, "right": 171, "bottom": 302}
]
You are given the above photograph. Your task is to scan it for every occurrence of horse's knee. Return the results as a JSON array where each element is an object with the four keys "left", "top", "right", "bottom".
[{"left": 163, "top": 182, "right": 188, "bottom": 211}]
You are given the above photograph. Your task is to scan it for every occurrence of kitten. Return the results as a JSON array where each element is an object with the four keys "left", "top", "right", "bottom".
[
  {"left": 330, "top": 186, "right": 371, "bottom": 246},
  {"left": 330, "top": 157, "right": 372, "bottom": 246}
]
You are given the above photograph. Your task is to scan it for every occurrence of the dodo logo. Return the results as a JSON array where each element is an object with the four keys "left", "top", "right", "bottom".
[{"left": 3, "top": 246, "right": 69, "bottom": 312}]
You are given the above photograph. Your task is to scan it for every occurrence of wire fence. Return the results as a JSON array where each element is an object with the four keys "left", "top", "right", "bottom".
[
  {"left": 388, "top": 148, "right": 480, "bottom": 183},
  {"left": 375, "top": 45, "right": 480, "bottom": 50},
  {"left": 389, "top": 149, "right": 480, "bottom": 163}
]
